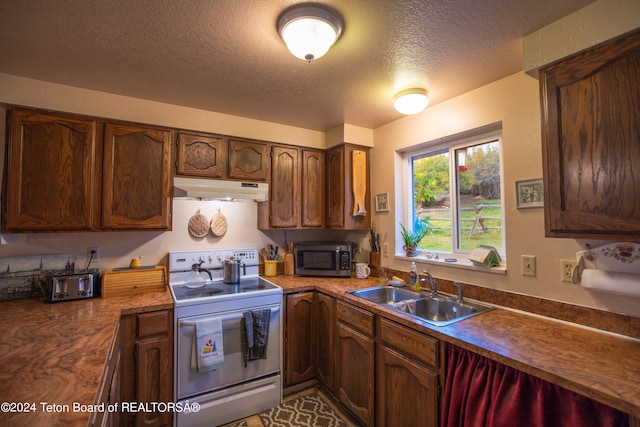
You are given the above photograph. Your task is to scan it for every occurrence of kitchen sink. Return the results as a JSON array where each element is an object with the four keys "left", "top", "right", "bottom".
[
  {"left": 347, "top": 286, "right": 494, "bottom": 326},
  {"left": 347, "top": 286, "right": 421, "bottom": 304}
]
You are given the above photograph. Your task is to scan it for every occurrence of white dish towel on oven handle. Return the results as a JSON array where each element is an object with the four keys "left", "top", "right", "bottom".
[{"left": 191, "top": 317, "right": 224, "bottom": 373}]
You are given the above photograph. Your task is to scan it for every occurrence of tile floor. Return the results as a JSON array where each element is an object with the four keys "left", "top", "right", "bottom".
[{"left": 221, "top": 386, "right": 362, "bottom": 427}]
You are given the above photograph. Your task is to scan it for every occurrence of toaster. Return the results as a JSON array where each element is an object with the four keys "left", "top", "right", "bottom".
[{"left": 47, "top": 270, "right": 100, "bottom": 302}]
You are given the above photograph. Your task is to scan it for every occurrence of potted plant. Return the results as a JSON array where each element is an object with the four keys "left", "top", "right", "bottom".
[{"left": 400, "top": 223, "right": 429, "bottom": 257}]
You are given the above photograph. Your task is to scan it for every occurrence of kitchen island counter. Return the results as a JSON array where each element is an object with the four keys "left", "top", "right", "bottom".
[
  {"left": 266, "top": 274, "right": 640, "bottom": 419},
  {"left": 0, "top": 291, "right": 173, "bottom": 427}
]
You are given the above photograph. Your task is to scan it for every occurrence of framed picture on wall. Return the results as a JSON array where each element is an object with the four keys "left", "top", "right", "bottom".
[
  {"left": 516, "top": 178, "right": 544, "bottom": 209},
  {"left": 375, "top": 193, "right": 390, "bottom": 212}
]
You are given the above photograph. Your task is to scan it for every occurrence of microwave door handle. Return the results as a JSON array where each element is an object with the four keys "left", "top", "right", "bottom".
[{"left": 336, "top": 249, "right": 340, "bottom": 275}]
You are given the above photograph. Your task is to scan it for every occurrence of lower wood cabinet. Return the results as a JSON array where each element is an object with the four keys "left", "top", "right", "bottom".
[
  {"left": 91, "top": 323, "right": 123, "bottom": 427},
  {"left": 283, "top": 292, "right": 444, "bottom": 427},
  {"left": 116, "top": 308, "right": 173, "bottom": 427},
  {"left": 315, "top": 292, "right": 335, "bottom": 394},
  {"left": 377, "top": 318, "right": 440, "bottom": 427},
  {"left": 284, "top": 292, "right": 316, "bottom": 387},
  {"left": 336, "top": 300, "right": 375, "bottom": 427}
]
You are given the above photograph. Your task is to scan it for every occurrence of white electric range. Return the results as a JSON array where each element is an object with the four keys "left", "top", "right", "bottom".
[{"left": 168, "top": 248, "right": 282, "bottom": 427}]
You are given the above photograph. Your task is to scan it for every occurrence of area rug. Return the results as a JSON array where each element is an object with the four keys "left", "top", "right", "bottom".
[{"left": 259, "top": 392, "right": 349, "bottom": 427}]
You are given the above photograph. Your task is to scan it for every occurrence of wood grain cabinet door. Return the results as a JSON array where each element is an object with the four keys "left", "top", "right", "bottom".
[
  {"left": 301, "top": 149, "right": 325, "bottom": 227},
  {"left": 175, "top": 132, "right": 227, "bottom": 178},
  {"left": 325, "top": 145, "right": 345, "bottom": 228},
  {"left": 102, "top": 123, "right": 172, "bottom": 230},
  {"left": 336, "top": 322, "right": 375, "bottom": 427},
  {"left": 315, "top": 292, "right": 335, "bottom": 394},
  {"left": 284, "top": 292, "right": 316, "bottom": 386},
  {"left": 377, "top": 346, "right": 438, "bottom": 427},
  {"left": 325, "top": 144, "right": 371, "bottom": 230},
  {"left": 3, "top": 109, "right": 100, "bottom": 232},
  {"left": 134, "top": 310, "right": 173, "bottom": 427},
  {"left": 270, "top": 146, "right": 300, "bottom": 228},
  {"left": 540, "top": 30, "right": 640, "bottom": 238},
  {"left": 228, "top": 139, "right": 270, "bottom": 181}
]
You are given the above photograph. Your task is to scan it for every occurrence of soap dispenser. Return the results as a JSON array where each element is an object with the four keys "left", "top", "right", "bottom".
[{"left": 410, "top": 262, "right": 420, "bottom": 291}]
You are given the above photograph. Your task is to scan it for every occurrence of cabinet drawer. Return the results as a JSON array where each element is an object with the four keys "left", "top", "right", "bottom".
[
  {"left": 380, "top": 318, "right": 438, "bottom": 368},
  {"left": 337, "top": 300, "right": 374, "bottom": 337},
  {"left": 137, "top": 310, "right": 170, "bottom": 338}
]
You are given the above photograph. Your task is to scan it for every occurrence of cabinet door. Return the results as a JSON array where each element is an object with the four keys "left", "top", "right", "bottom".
[
  {"left": 377, "top": 346, "right": 438, "bottom": 427},
  {"left": 135, "top": 337, "right": 172, "bottom": 427},
  {"left": 540, "top": 30, "right": 640, "bottom": 238},
  {"left": 270, "top": 146, "right": 300, "bottom": 228},
  {"left": 325, "top": 145, "right": 345, "bottom": 228},
  {"left": 336, "top": 322, "right": 375, "bottom": 427},
  {"left": 326, "top": 144, "right": 371, "bottom": 230},
  {"left": 315, "top": 292, "right": 335, "bottom": 393},
  {"left": 3, "top": 109, "right": 99, "bottom": 232},
  {"left": 135, "top": 310, "right": 173, "bottom": 427},
  {"left": 102, "top": 123, "right": 172, "bottom": 230},
  {"left": 228, "top": 139, "right": 270, "bottom": 181},
  {"left": 285, "top": 292, "right": 316, "bottom": 386},
  {"left": 176, "top": 132, "right": 227, "bottom": 178},
  {"left": 301, "top": 149, "right": 325, "bottom": 227}
]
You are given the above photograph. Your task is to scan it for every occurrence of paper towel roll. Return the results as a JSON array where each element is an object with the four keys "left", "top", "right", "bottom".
[{"left": 581, "top": 269, "right": 640, "bottom": 298}]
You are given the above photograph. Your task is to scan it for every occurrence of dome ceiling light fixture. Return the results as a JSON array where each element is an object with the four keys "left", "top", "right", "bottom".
[
  {"left": 394, "top": 88, "right": 429, "bottom": 115},
  {"left": 277, "top": 4, "right": 343, "bottom": 62}
]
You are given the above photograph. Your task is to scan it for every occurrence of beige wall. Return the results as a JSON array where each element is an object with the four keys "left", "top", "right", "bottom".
[{"left": 370, "top": 71, "right": 639, "bottom": 317}]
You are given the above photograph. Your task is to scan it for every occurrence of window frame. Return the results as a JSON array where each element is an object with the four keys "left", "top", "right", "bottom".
[{"left": 401, "top": 128, "right": 506, "bottom": 261}]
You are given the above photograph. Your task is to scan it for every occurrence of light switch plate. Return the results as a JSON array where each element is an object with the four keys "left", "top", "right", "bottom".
[{"left": 521, "top": 255, "right": 536, "bottom": 277}]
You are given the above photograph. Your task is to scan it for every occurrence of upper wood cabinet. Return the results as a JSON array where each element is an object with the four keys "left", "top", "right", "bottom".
[
  {"left": 301, "top": 149, "right": 325, "bottom": 227},
  {"left": 3, "top": 108, "right": 101, "bottom": 232},
  {"left": 540, "top": 30, "right": 640, "bottom": 239},
  {"left": 258, "top": 146, "right": 325, "bottom": 229},
  {"left": 102, "top": 123, "right": 173, "bottom": 230},
  {"left": 269, "top": 146, "right": 300, "bottom": 228},
  {"left": 175, "top": 131, "right": 227, "bottom": 178},
  {"left": 326, "top": 143, "right": 371, "bottom": 230},
  {"left": 228, "top": 138, "right": 270, "bottom": 181}
]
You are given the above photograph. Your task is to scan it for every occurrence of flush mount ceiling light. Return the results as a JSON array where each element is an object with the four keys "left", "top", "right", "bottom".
[
  {"left": 277, "top": 4, "right": 343, "bottom": 62},
  {"left": 394, "top": 88, "right": 429, "bottom": 115}
]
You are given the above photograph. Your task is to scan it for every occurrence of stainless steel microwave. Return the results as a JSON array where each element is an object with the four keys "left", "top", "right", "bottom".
[{"left": 295, "top": 242, "right": 352, "bottom": 277}]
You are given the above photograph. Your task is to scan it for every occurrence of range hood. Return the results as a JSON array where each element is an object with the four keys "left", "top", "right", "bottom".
[{"left": 173, "top": 177, "right": 268, "bottom": 201}]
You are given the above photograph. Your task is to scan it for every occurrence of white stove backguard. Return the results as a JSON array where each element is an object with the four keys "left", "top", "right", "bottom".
[{"left": 169, "top": 248, "right": 259, "bottom": 274}]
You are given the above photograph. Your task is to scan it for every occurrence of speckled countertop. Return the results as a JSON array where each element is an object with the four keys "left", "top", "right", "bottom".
[
  {"left": 0, "top": 275, "right": 638, "bottom": 426},
  {"left": 265, "top": 274, "right": 640, "bottom": 419},
  {"left": 0, "top": 290, "right": 173, "bottom": 427}
]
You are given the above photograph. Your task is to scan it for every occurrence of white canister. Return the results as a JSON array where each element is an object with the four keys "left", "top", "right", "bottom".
[{"left": 355, "top": 262, "right": 371, "bottom": 279}]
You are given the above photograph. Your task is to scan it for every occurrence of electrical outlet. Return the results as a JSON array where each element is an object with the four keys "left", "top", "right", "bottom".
[
  {"left": 561, "top": 259, "right": 577, "bottom": 283},
  {"left": 521, "top": 255, "right": 536, "bottom": 277},
  {"left": 382, "top": 243, "right": 389, "bottom": 257},
  {"left": 87, "top": 247, "right": 100, "bottom": 263}
]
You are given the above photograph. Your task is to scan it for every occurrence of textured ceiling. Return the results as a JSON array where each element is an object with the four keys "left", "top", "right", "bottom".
[{"left": 0, "top": 1, "right": 595, "bottom": 131}]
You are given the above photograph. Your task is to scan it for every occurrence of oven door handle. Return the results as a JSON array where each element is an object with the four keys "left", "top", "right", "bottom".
[{"left": 180, "top": 306, "right": 280, "bottom": 326}]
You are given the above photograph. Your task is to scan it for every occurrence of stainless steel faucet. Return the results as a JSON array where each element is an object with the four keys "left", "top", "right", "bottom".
[
  {"left": 422, "top": 270, "right": 437, "bottom": 297},
  {"left": 192, "top": 260, "right": 213, "bottom": 281},
  {"left": 453, "top": 281, "right": 464, "bottom": 303}
]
